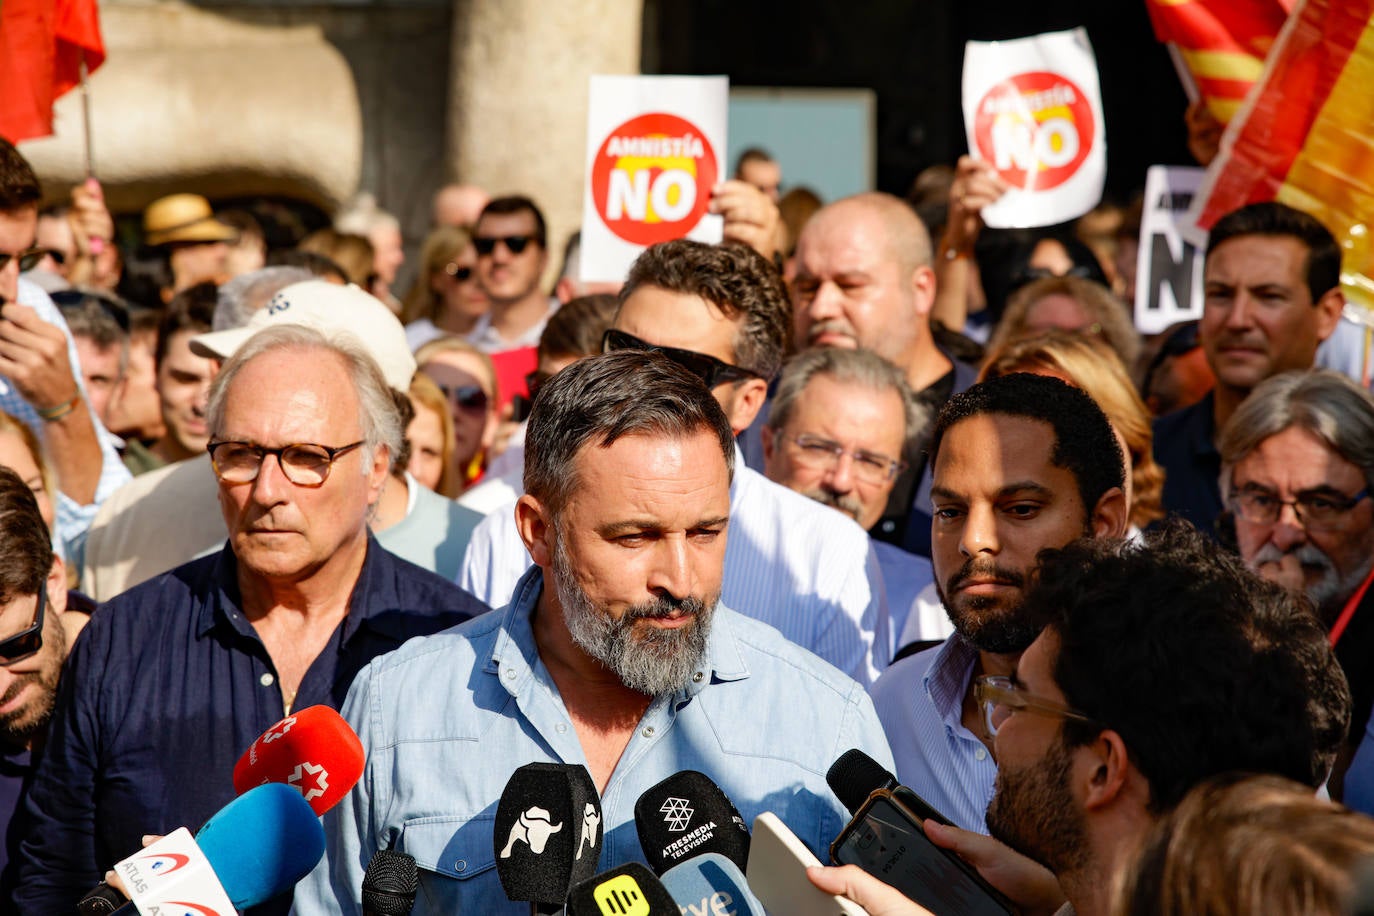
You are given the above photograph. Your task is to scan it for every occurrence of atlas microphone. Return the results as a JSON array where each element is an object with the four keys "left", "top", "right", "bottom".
[
  {"left": 493, "top": 762, "right": 603, "bottom": 914},
  {"left": 362, "top": 849, "right": 418, "bottom": 916},
  {"left": 80, "top": 782, "right": 325, "bottom": 915},
  {"left": 77, "top": 710, "right": 359, "bottom": 915},
  {"left": 233, "top": 704, "right": 366, "bottom": 815},
  {"left": 633, "top": 770, "right": 762, "bottom": 915}
]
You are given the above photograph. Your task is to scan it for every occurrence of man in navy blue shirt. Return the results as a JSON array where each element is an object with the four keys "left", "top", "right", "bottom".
[{"left": 15, "top": 324, "right": 487, "bottom": 913}]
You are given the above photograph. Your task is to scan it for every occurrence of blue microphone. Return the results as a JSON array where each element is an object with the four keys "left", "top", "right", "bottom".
[
  {"left": 194, "top": 782, "right": 327, "bottom": 909},
  {"left": 660, "top": 852, "right": 764, "bottom": 915}
]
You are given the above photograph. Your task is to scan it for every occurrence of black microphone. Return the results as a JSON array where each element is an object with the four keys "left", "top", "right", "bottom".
[
  {"left": 633, "top": 770, "right": 750, "bottom": 876},
  {"left": 362, "top": 849, "right": 418, "bottom": 916},
  {"left": 493, "top": 762, "right": 603, "bottom": 913},
  {"left": 564, "top": 862, "right": 678, "bottom": 915},
  {"left": 827, "top": 747, "right": 953, "bottom": 825}
]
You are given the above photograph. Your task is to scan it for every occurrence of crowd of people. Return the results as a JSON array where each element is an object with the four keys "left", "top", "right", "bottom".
[{"left": 1, "top": 114, "right": 1373, "bottom": 916}]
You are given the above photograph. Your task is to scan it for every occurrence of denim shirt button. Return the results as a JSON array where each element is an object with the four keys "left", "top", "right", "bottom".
[
  {"left": 259, "top": 673, "right": 274, "bottom": 687},
  {"left": 556, "top": 723, "right": 568, "bottom": 734},
  {"left": 692, "top": 671, "right": 704, "bottom": 683},
  {"left": 642, "top": 726, "right": 655, "bottom": 738},
  {"left": 454, "top": 859, "right": 467, "bottom": 872},
  {"left": 503, "top": 668, "right": 516, "bottom": 681}
]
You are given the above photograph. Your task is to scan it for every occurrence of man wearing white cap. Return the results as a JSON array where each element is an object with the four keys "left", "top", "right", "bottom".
[
  {"left": 81, "top": 280, "right": 485, "bottom": 598},
  {"left": 14, "top": 289, "right": 490, "bottom": 912}
]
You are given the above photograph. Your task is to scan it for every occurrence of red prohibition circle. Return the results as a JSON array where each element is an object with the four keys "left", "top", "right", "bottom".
[
  {"left": 591, "top": 112, "right": 718, "bottom": 246},
  {"left": 972, "top": 71, "right": 1095, "bottom": 192}
]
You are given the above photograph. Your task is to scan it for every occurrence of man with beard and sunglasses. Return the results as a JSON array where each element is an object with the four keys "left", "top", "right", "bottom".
[
  {"left": 0, "top": 467, "right": 77, "bottom": 897},
  {"left": 869, "top": 373, "right": 1129, "bottom": 834},
  {"left": 293, "top": 350, "right": 894, "bottom": 915},
  {"left": 460, "top": 239, "right": 890, "bottom": 685}
]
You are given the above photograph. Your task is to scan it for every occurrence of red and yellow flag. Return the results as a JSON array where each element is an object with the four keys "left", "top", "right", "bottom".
[
  {"left": 0, "top": 0, "right": 106, "bottom": 143},
  {"left": 1146, "top": 0, "right": 1294, "bottom": 123},
  {"left": 1192, "top": 0, "right": 1374, "bottom": 309}
]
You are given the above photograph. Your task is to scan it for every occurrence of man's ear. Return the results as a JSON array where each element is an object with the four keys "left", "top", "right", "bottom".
[
  {"left": 1089, "top": 486, "right": 1129, "bottom": 539},
  {"left": 1314, "top": 286, "right": 1344, "bottom": 344},
  {"left": 728, "top": 378, "right": 770, "bottom": 434},
  {"left": 515, "top": 494, "right": 554, "bottom": 569},
  {"left": 909, "top": 264, "right": 938, "bottom": 319},
  {"left": 1080, "top": 729, "right": 1132, "bottom": 812},
  {"left": 760, "top": 423, "right": 776, "bottom": 465},
  {"left": 45, "top": 556, "right": 68, "bottom": 615},
  {"left": 366, "top": 444, "right": 391, "bottom": 503}
]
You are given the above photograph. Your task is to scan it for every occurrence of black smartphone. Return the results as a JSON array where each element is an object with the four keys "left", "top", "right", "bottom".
[
  {"left": 830, "top": 792, "right": 1013, "bottom": 916},
  {"left": 509, "top": 394, "right": 534, "bottom": 424}
]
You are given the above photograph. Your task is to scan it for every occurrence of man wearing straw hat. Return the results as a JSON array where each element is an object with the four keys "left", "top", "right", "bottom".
[{"left": 142, "top": 192, "right": 239, "bottom": 296}]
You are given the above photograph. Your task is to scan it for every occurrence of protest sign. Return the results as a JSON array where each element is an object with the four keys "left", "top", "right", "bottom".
[
  {"left": 963, "top": 27, "right": 1106, "bottom": 228},
  {"left": 1136, "top": 166, "right": 1207, "bottom": 334},
  {"left": 580, "top": 75, "right": 727, "bottom": 283}
]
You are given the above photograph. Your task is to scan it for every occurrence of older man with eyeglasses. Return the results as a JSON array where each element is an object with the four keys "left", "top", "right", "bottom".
[
  {"left": 1219, "top": 369, "right": 1374, "bottom": 795},
  {"left": 14, "top": 318, "right": 488, "bottom": 913}
]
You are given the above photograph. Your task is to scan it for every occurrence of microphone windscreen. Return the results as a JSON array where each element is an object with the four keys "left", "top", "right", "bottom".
[
  {"left": 827, "top": 748, "right": 896, "bottom": 815},
  {"left": 362, "top": 849, "right": 418, "bottom": 916},
  {"left": 232, "top": 705, "right": 365, "bottom": 816},
  {"left": 634, "top": 770, "right": 750, "bottom": 875},
  {"left": 493, "top": 762, "right": 603, "bottom": 905},
  {"left": 194, "top": 782, "right": 326, "bottom": 909},
  {"left": 565, "top": 862, "right": 678, "bottom": 916},
  {"left": 660, "top": 852, "right": 763, "bottom": 916}
]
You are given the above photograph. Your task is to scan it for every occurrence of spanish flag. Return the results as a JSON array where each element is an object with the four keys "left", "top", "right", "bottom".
[
  {"left": 0, "top": 0, "right": 106, "bottom": 143},
  {"left": 1145, "top": 0, "right": 1294, "bottom": 123},
  {"left": 1192, "top": 0, "right": 1374, "bottom": 311}
]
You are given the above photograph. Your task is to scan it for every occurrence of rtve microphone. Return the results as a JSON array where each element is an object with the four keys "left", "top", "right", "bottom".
[
  {"left": 79, "top": 783, "right": 326, "bottom": 915},
  {"left": 633, "top": 770, "right": 751, "bottom": 875},
  {"left": 233, "top": 704, "right": 366, "bottom": 816},
  {"left": 660, "top": 852, "right": 763, "bottom": 916},
  {"left": 493, "top": 762, "right": 603, "bottom": 912},
  {"left": 564, "top": 862, "right": 678, "bottom": 916},
  {"left": 362, "top": 849, "right": 418, "bottom": 916}
]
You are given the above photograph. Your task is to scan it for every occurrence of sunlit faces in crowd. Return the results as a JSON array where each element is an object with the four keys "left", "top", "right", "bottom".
[
  {"left": 155, "top": 328, "right": 218, "bottom": 461},
  {"left": 414, "top": 338, "right": 498, "bottom": 488},
  {"left": 1201, "top": 234, "right": 1341, "bottom": 394},
  {"left": 473, "top": 207, "right": 546, "bottom": 306},
  {"left": 406, "top": 372, "right": 456, "bottom": 496},
  {"left": 0, "top": 205, "right": 38, "bottom": 305}
]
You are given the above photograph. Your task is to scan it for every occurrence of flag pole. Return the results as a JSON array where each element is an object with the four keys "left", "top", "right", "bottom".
[{"left": 79, "top": 58, "right": 94, "bottom": 179}]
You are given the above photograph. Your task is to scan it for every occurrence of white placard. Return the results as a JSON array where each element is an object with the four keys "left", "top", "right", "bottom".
[
  {"left": 580, "top": 75, "right": 728, "bottom": 283},
  {"left": 963, "top": 27, "right": 1106, "bottom": 228},
  {"left": 1135, "top": 165, "right": 1207, "bottom": 334},
  {"left": 116, "top": 827, "right": 237, "bottom": 916}
]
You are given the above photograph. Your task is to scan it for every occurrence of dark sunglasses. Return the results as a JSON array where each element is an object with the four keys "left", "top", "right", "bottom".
[
  {"left": 0, "top": 248, "right": 48, "bottom": 273},
  {"left": 444, "top": 262, "right": 474, "bottom": 282},
  {"left": 602, "top": 329, "right": 763, "bottom": 388},
  {"left": 437, "top": 383, "right": 490, "bottom": 412},
  {"left": 473, "top": 235, "right": 535, "bottom": 256},
  {"left": 0, "top": 584, "right": 45, "bottom": 665}
]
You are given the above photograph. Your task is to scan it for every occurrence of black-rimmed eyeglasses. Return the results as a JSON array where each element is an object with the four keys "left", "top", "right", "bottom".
[{"left": 207, "top": 440, "right": 365, "bottom": 487}]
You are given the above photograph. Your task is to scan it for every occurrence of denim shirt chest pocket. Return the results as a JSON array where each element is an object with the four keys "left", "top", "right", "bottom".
[{"left": 397, "top": 814, "right": 498, "bottom": 902}]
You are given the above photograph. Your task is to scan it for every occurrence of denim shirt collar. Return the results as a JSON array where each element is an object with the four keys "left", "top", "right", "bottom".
[
  {"left": 196, "top": 534, "right": 396, "bottom": 644},
  {"left": 485, "top": 566, "right": 752, "bottom": 707}
]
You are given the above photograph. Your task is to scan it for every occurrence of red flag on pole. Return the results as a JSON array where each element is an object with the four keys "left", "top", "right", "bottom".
[{"left": 0, "top": 0, "right": 106, "bottom": 143}]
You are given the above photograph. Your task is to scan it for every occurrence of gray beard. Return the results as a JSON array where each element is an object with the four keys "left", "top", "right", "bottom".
[{"left": 552, "top": 530, "right": 715, "bottom": 697}]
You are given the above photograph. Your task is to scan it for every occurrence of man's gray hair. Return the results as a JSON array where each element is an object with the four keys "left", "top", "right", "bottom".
[
  {"left": 524, "top": 350, "right": 736, "bottom": 516},
  {"left": 206, "top": 324, "right": 403, "bottom": 474},
  {"left": 1220, "top": 369, "right": 1374, "bottom": 492},
  {"left": 214, "top": 266, "right": 314, "bottom": 331},
  {"left": 767, "top": 347, "right": 922, "bottom": 444}
]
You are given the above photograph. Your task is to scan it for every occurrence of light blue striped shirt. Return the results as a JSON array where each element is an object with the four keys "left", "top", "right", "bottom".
[
  {"left": 869, "top": 636, "right": 998, "bottom": 833},
  {"left": 9, "top": 279, "right": 130, "bottom": 566},
  {"left": 458, "top": 451, "right": 890, "bottom": 685}
]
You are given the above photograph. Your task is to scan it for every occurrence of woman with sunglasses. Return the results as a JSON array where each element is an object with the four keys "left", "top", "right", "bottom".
[
  {"left": 402, "top": 225, "right": 489, "bottom": 353},
  {"left": 414, "top": 336, "right": 499, "bottom": 494}
]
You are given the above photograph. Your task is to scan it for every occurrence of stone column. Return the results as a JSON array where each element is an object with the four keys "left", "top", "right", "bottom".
[{"left": 447, "top": 0, "right": 642, "bottom": 270}]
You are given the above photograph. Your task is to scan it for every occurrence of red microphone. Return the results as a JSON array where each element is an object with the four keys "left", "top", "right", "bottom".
[{"left": 232, "top": 705, "right": 365, "bottom": 816}]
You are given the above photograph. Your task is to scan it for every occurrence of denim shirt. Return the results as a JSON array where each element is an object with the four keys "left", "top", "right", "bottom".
[{"left": 292, "top": 567, "right": 895, "bottom": 916}]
